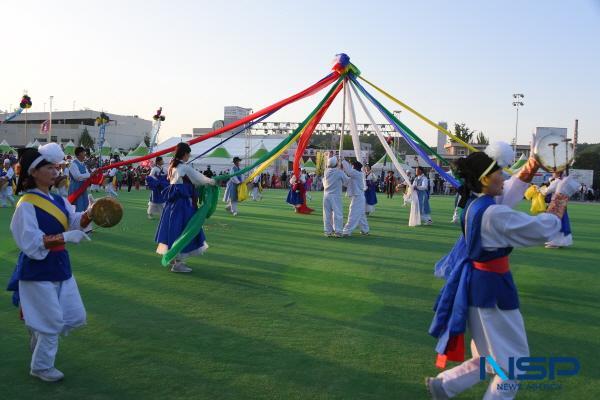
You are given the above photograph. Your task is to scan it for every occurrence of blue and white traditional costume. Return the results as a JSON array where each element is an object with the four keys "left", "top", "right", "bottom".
[
  {"left": 7, "top": 144, "right": 92, "bottom": 382},
  {"left": 146, "top": 164, "right": 168, "bottom": 218},
  {"left": 427, "top": 146, "right": 579, "bottom": 400},
  {"left": 413, "top": 173, "right": 431, "bottom": 224},
  {"left": 68, "top": 159, "right": 90, "bottom": 212},
  {"left": 364, "top": 169, "right": 378, "bottom": 215},
  {"left": 322, "top": 156, "right": 349, "bottom": 236},
  {"left": 155, "top": 163, "right": 214, "bottom": 270},
  {"left": 223, "top": 163, "right": 242, "bottom": 215},
  {"left": 342, "top": 161, "right": 369, "bottom": 236},
  {"left": 1, "top": 160, "right": 16, "bottom": 206}
]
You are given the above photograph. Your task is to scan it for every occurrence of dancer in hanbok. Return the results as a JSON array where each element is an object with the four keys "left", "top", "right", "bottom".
[
  {"left": 413, "top": 167, "right": 432, "bottom": 225},
  {"left": 426, "top": 142, "right": 580, "bottom": 400},
  {"left": 322, "top": 156, "right": 349, "bottom": 237},
  {"left": 155, "top": 143, "right": 216, "bottom": 273},
  {"left": 223, "top": 157, "right": 243, "bottom": 216},
  {"left": 146, "top": 156, "right": 168, "bottom": 219},
  {"left": 251, "top": 174, "right": 262, "bottom": 201},
  {"left": 364, "top": 164, "right": 378, "bottom": 215},
  {"left": 7, "top": 143, "right": 93, "bottom": 382},
  {"left": 68, "top": 147, "right": 91, "bottom": 212},
  {"left": 1, "top": 158, "right": 17, "bottom": 207},
  {"left": 342, "top": 160, "right": 369, "bottom": 236}
]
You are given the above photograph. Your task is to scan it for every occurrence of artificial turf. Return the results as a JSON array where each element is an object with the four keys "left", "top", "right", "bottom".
[{"left": 1, "top": 189, "right": 599, "bottom": 399}]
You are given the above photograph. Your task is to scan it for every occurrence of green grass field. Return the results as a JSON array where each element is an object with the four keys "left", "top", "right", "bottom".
[{"left": 1, "top": 189, "right": 599, "bottom": 399}]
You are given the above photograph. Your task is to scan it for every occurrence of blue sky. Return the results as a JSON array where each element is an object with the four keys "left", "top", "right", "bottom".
[{"left": 2, "top": 0, "right": 599, "bottom": 144}]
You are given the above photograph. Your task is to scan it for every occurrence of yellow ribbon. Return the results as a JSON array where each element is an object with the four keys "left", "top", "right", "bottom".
[
  {"left": 524, "top": 185, "right": 547, "bottom": 215},
  {"left": 17, "top": 193, "right": 69, "bottom": 231},
  {"left": 358, "top": 75, "right": 478, "bottom": 152}
]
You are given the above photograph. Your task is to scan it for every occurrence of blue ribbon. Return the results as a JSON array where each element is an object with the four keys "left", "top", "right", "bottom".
[{"left": 350, "top": 76, "right": 460, "bottom": 188}]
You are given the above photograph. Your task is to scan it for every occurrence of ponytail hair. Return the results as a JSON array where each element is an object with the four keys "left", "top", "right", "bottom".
[{"left": 170, "top": 143, "right": 191, "bottom": 169}]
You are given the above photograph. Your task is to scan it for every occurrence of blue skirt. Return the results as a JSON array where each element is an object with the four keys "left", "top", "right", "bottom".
[
  {"left": 286, "top": 189, "right": 302, "bottom": 206},
  {"left": 365, "top": 185, "right": 378, "bottom": 206},
  {"left": 146, "top": 176, "right": 168, "bottom": 204},
  {"left": 155, "top": 184, "right": 206, "bottom": 255}
]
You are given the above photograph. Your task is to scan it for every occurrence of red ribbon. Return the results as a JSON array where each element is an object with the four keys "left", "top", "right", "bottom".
[{"left": 68, "top": 71, "right": 341, "bottom": 204}]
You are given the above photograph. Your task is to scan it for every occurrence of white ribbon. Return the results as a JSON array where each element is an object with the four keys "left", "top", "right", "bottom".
[{"left": 350, "top": 81, "right": 420, "bottom": 225}]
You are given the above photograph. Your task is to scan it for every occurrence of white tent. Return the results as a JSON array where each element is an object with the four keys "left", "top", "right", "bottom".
[{"left": 371, "top": 152, "right": 411, "bottom": 173}]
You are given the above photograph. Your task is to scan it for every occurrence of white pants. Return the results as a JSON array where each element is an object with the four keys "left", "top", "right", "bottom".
[
  {"left": 546, "top": 233, "right": 573, "bottom": 247},
  {"left": 251, "top": 187, "right": 261, "bottom": 201},
  {"left": 343, "top": 195, "right": 369, "bottom": 235},
  {"left": 19, "top": 277, "right": 87, "bottom": 371},
  {"left": 437, "top": 306, "right": 529, "bottom": 399},
  {"left": 323, "top": 194, "right": 343, "bottom": 234},
  {"left": 227, "top": 200, "right": 238, "bottom": 213},
  {"left": 147, "top": 201, "right": 164, "bottom": 216},
  {"left": 105, "top": 184, "right": 118, "bottom": 197},
  {"left": 365, "top": 204, "right": 375, "bottom": 214},
  {"left": 1, "top": 187, "right": 15, "bottom": 206}
]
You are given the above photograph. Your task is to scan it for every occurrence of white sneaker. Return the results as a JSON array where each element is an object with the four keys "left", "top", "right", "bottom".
[
  {"left": 426, "top": 220, "right": 433, "bottom": 225},
  {"left": 232, "top": 212, "right": 238, "bottom": 217},
  {"left": 425, "top": 377, "right": 449, "bottom": 400},
  {"left": 170, "top": 262, "right": 192, "bottom": 273},
  {"left": 30, "top": 367, "right": 64, "bottom": 382}
]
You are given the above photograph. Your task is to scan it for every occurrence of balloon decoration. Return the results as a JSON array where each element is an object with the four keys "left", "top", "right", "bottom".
[
  {"left": 148, "top": 107, "right": 166, "bottom": 153},
  {"left": 95, "top": 112, "right": 110, "bottom": 125},
  {"left": 153, "top": 107, "right": 165, "bottom": 121},
  {"left": 20, "top": 95, "right": 32, "bottom": 109}
]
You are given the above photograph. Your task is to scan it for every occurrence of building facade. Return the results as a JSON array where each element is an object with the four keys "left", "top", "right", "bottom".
[{"left": 0, "top": 110, "right": 151, "bottom": 150}]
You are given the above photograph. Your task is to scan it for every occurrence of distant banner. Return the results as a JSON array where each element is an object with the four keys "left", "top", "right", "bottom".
[{"left": 1, "top": 108, "right": 24, "bottom": 124}]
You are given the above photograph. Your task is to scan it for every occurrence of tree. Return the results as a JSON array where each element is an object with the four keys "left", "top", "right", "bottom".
[
  {"left": 476, "top": 131, "right": 489, "bottom": 145},
  {"left": 78, "top": 127, "right": 95, "bottom": 149},
  {"left": 573, "top": 146, "right": 600, "bottom": 189},
  {"left": 453, "top": 123, "right": 475, "bottom": 144}
]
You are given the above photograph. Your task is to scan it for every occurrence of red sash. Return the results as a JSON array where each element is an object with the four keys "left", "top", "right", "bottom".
[{"left": 472, "top": 256, "right": 509, "bottom": 274}]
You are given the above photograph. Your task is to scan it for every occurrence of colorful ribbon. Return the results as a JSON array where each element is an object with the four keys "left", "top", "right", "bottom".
[
  {"left": 162, "top": 77, "right": 344, "bottom": 265},
  {"left": 67, "top": 71, "right": 340, "bottom": 203}
]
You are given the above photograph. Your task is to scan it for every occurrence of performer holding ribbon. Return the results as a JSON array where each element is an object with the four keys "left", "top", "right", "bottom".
[
  {"left": 146, "top": 156, "right": 168, "bottom": 219},
  {"left": 155, "top": 143, "right": 216, "bottom": 273},
  {"left": 425, "top": 141, "right": 580, "bottom": 400},
  {"left": 6, "top": 143, "right": 93, "bottom": 382},
  {"left": 322, "top": 156, "right": 349, "bottom": 237},
  {"left": 68, "top": 147, "right": 91, "bottom": 212},
  {"left": 223, "top": 156, "right": 243, "bottom": 216}
]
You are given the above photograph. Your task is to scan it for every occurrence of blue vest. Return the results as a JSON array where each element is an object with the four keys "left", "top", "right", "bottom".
[
  {"left": 68, "top": 160, "right": 89, "bottom": 211},
  {"left": 462, "top": 195, "right": 519, "bottom": 310},
  {"left": 15, "top": 192, "right": 72, "bottom": 282}
]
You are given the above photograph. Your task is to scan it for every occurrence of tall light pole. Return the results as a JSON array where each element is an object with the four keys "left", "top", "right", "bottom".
[{"left": 512, "top": 93, "right": 524, "bottom": 162}]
